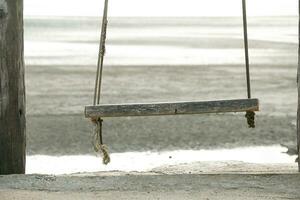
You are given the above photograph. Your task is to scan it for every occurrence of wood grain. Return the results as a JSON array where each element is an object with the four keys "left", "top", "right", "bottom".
[
  {"left": 297, "top": 0, "right": 300, "bottom": 172},
  {"left": 0, "top": 0, "right": 25, "bottom": 174},
  {"left": 85, "top": 99, "right": 259, "bottom": 118}
]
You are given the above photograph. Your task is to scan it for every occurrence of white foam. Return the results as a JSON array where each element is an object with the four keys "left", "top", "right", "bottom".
[
  {"left": 26, "top": 145, "right": 297, "bottom": 175},
  {"left": 24, "top": 0, "right": 297, "bottom": 17}
]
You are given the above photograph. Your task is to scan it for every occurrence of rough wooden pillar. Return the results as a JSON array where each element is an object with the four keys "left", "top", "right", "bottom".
[
  {"left": 298, "top": 0, "right": 300, "bottom": 172},
  {"left": 0, "top": 0, "right": 25, "bottom": 174}
]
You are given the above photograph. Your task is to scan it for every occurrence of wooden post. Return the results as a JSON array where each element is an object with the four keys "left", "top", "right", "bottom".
[
  {"left": 298, "top": 0, "right": 300, "bottom": 172},
  {"left": 0, "top": 0, "right": 25, "bottom": 174}
]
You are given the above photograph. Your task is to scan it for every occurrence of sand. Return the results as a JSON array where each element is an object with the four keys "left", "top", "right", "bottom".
[
  {"left": 24, "top": 16, "right": 298, "bottom": 155},
  {"left": 1, "top": 170, "right": 300, "bottom": 200},
  {"left": 1, "top": 16, "right": 299, "bottom": 199}
]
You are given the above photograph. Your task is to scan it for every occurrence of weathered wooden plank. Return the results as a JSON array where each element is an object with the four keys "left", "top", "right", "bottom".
[
  {"left": 297, "top": 0, "right": 300, "bottom": 172},
  {"left": 85, "top": 99, "right": 259, "bottom": 118},
  {"left": 0, "top": 0, "right": 26, "bottom": 174}
]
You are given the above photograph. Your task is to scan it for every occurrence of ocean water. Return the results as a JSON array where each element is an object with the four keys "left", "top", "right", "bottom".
[
  {"left": 24, "top": 16, "right": 298, "bottom": 116},
  {"left": 24, "top": 0, "right": 297, "bottom": 17},
  {"left": 25, "top": 16, "right": 297, "bottom": 67}
]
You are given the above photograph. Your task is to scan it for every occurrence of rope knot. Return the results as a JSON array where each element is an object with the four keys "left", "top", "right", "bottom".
[
  {"left": 99, "top": 144, "right": 111, "bottom": 165},
  {"left": 245, "top": 111, "right": 255, "bottom": 128},
  {"left": 92, "top": 118, "right": 111, "bottom": 165}
]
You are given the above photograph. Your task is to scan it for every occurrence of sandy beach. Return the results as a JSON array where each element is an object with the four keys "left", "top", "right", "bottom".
[
  {"left": 24, "top": 16, "right": 298, "bottom": 155},
  {"left": 1, "top": 16, "right": 299, "bottom": 199}
]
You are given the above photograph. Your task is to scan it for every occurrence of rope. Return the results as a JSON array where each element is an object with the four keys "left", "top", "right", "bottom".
[
  {"left": 242, "top": 0, "right": 251, "bottom": 99},
  {"left": 242, "top": 0, "right": 256, "bottom": 128},
  {"left": 94, "top": 0, "right": 109, "bottom": 105},
  {"left": 91, "top": 0, "right": 110, "bottom": 164},
  {"left": 93, "top": 119, "right": 111, "bottom": 165},
  {"left": 245, "top": 111, "right": 255, "bottom": 128}
]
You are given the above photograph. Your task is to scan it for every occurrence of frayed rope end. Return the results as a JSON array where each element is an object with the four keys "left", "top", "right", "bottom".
[
  {"left": 92, "top": 119, "right": 111, "bottom": 165},
  {"left": 94, "top": 143, "right": 111, "bottom": 165},
  {"left": 99, "top": 144, "right": 110, "bottom": 165}
]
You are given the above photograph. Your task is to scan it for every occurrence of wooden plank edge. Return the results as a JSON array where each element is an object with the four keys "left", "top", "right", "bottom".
[{"left": 85, "top": 98, "right": 259, "bottom": 119}]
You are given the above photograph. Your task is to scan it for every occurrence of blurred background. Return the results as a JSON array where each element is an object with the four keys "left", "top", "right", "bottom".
[{"left": 24, "top": 0, "right": 299, "bottom": 174}]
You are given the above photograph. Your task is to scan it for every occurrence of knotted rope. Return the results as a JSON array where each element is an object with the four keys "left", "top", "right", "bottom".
[
  {"left": 242, "top": 0, "right": 256, "bottom": 128},
  {"left": 245, "top": 111, "right": 255, "bottom": 128},
  {"left": 92, "top": 118, "right": 110, "bottom": 165},
  {"left": 91, "top": 0, "right": 110, "bottom": 164}
]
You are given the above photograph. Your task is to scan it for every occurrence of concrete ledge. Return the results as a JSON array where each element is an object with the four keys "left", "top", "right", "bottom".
[{"left": 0, "top": 172, "right": 300, "bottom": 200}]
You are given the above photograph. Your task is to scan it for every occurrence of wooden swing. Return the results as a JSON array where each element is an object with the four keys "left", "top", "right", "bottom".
[{"left": 85, "top": 0, "right": 259, "bottom": 164}]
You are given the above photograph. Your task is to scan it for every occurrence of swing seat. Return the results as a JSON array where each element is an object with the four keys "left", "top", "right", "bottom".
[{"left": 85, "top": 98, "right": 259, "bottom": 119}]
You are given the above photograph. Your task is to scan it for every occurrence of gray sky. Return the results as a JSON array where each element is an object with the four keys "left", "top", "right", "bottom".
[{"left": 25, "top": 0, "right": 297, "bottom": 17}]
